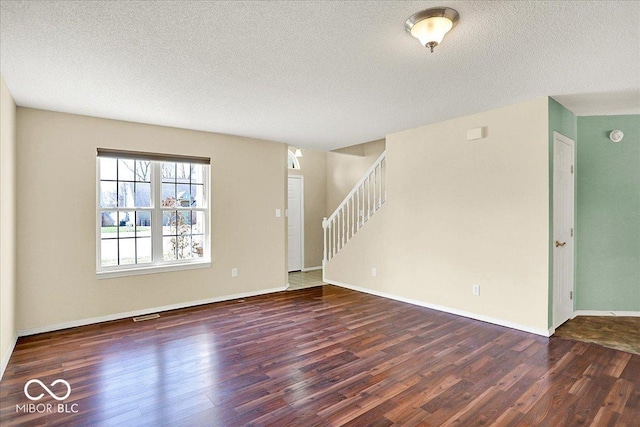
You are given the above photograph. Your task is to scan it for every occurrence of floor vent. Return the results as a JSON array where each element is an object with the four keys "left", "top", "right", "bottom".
[{"left": 132, "top": 313, "right": 160, "bottom": 322}]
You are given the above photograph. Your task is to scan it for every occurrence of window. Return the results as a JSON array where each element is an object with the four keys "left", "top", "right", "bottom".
[
  {"left": 97, "top": 149, "right": 210, "bottom": 277},
  {"left": 287, "top": 150, "right": 300, "bottom": 169}
]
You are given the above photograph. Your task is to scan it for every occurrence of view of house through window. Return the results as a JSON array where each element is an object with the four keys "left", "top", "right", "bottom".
[{"left": 97, "top": 152, "right": 209, "bottom": 274}]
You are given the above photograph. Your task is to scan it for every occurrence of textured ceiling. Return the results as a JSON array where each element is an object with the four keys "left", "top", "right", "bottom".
[{"left": 1, "top": 1, "right": 639, "bottom": 150}]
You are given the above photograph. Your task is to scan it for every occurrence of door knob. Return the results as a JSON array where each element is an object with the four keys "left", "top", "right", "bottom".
[{"left": 555, "top": 241, "right": 566, "bottom": 247}]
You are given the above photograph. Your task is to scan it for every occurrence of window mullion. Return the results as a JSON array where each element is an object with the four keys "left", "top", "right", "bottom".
[{"left": 152, "top": 161, "right": 163, "bottom": 264}]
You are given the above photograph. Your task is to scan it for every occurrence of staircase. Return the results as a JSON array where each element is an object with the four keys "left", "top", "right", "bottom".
[{"left": 323, "top": 151, "right": 386, "bottom": 263}]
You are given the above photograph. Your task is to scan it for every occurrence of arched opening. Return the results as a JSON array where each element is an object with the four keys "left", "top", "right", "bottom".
[{"left": 287, "top": 150, "right": 300, "bottom": 169}]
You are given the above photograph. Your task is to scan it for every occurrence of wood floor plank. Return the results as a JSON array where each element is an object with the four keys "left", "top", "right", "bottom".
[
  {"left": 618, "top": 389, "right": 640, "bottom": 427},
  {"left": 1, "top": 285, "right": 638, "bottom": 426}
]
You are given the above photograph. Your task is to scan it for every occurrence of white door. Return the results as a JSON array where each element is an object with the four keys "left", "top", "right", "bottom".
[
  {"left": 288, "top": 176, "right": 303, "bottom": 272},
  {"left": 553, "top": 132, "right": 575, "bottom": 328}
]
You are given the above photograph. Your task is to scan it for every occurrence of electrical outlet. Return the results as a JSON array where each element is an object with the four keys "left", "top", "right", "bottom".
[
  {"left": 472, "top": 284, "right": 480, "bottom": 296},
  {"left": 232, "top": 268, "right": 238, "bottom": 277},
  {"left": 372, "top": 268, "right": 377, "bottom": 277}
]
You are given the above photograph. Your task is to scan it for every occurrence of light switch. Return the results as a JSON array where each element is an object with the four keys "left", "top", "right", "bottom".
[{"left": 275, "top": 209, "right": 281, "bottom": 217}]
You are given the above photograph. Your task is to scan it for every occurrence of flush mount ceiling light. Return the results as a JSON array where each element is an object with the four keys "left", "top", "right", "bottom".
[{"left": 405, "top": 7, "right": 459, "bottom": 53}]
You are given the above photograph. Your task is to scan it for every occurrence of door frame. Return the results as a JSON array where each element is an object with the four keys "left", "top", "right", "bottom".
[
  {"left": 287, "top": 174, "right": 304, "bottom": 272},
  {"left": 552, "top": 131, "right": 575, "bottom": 328}
]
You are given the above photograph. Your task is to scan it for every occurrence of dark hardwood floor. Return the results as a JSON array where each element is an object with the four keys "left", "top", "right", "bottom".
[{"left": 1, "top": 285, "right": 638, "bottom": 426}]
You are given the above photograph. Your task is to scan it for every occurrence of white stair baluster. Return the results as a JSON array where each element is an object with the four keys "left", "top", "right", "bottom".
[
  {"left": 351, "top": 195, "right": 355, "bottom": 236},
  {"left": 338, "top": 211, "right": 342, "bottom": 250},
  {"left": 333, "top": 217, "right": 336, "bottom": 256},
  {"left": 356, "top": 187, "right": 360, "bottom": 230},
  {"left": 343, "top": 205, "right": 347, "bottom": 244},
  {"left": 322, "top": 151, "right": 386, "bottom": 263},
  {"left": 348, "top": 197, "right": 351, "bottom": 237},
  {"left": 380, "top": 159, "right": 385, "bottom": 204},
  {"left": 373, "top": 166, "right": 378, "bottom": 212},
  {"left": 366, "top": 176, "right": 370, "bottom": 221},
  {"left": 323, "top": 218, "right": 327, "bottom": 262}
]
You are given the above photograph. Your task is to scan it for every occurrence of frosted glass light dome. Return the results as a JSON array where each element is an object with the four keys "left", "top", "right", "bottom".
[
  {"left": 405, "top": 8, "right": 459, "bottom": 53},
  {"left": 410, "top": 16, "right": 453, "bottom": 46}
]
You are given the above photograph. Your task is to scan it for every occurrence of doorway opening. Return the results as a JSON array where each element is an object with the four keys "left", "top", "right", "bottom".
[
  {"left": 288, "top": 269, "right": 323, "bottom": 290},
  {"left": 288, "top": 175, "right": 304, "bottom": 272}
]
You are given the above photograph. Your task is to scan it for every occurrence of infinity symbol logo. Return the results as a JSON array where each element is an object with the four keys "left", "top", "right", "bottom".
[{"left": 24, "top": 379, "right": 72, "bottom": 401}]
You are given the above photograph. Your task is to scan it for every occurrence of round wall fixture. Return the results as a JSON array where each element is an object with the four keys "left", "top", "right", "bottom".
[{"left": 609, "top": 130, "right": 624, "bottom": 142}]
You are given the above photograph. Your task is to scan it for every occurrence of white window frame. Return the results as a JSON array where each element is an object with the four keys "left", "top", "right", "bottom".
[
  {"left": 288, "top": 150, "right": 300, "bottom": 170},
  {"left": 96, "top": 156, "right": 211, "bottom": 279}
]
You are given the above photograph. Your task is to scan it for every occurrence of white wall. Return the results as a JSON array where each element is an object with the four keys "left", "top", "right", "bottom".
[
  {"left": 0, "top": 75, "right": 17, "bottom": 377},
  {"left": 325, "top": 97, "right": 551, "bottom": 334},
  {"left": 16, "top": 108, "right": 288, "bottom": 333}
]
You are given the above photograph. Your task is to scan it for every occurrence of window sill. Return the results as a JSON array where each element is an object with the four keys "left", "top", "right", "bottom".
[{"left": 97, "top": 260, "right": 211, "bottom": 280}]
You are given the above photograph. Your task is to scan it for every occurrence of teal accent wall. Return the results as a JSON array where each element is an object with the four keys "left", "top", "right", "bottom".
[
  {"left": 548, "top": 98, "right": 577, "bottom": 327},
  {"left": 576, "top": 115, "right": 640, "bottom": 311},
  {"left": 549, "top": 98, "right": 577, "bottom": 141}
]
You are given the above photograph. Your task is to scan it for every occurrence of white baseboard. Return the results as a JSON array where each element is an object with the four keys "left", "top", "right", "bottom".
[
  {"left": 17, "top": 286, "right": 287, "bottom": 337},
  {"left": 324, "top": 279, "right": 552, "bottom": 337},
  {"left": 302, "top": 266, "right": 322, "bottom": 272},
  {"left": 574, "top": 310, "right": 640, "bottom": 317},
  {"left": 1, "top": 334, "right": 18, "bottom": 381}
]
